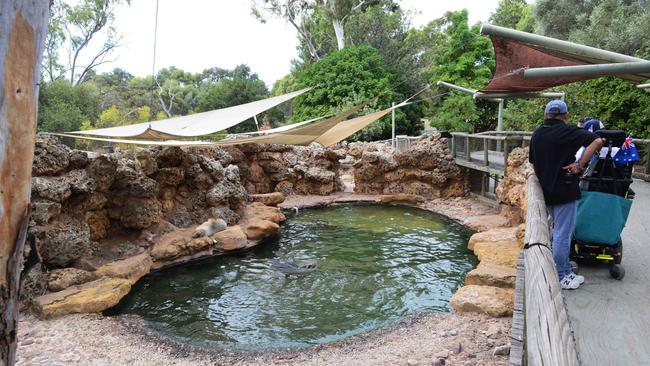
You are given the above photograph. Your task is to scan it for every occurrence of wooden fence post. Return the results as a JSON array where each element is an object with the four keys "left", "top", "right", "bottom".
[{"left": 0, "top": 1, "right": 50, "bottom": 364}]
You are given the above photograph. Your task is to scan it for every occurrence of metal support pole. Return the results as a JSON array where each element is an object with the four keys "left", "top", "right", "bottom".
[
  {"left": 646, "top": 142, "right": 650, "bottom": 176},
  {"left": 253, "top": 115, "right": 260, "bottom": 131},
  {"left": 524, "top": 62, "right": 650, "bottom": 79},
  {"left": 496, "top": 99, "right": 504, "bottom": 151},
  {"left": 451, "top": 136, "right": 456, "bottom": 158},
  {"left": 638, "top": 83, "right": 650, "bottom": 89},
  {"left": 483, "top": 138, "right": 489, "bottom": 166},
  {"left": 497, "top": 99, "right": 504, "bottom": 132},
  {"left": 391, "top": 102, "right": 396, "bottom": 149}
]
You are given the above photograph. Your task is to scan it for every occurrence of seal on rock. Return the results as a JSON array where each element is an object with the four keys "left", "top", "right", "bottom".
[{"left": 192, "top": 218, "right": 227, "bottom": 238}]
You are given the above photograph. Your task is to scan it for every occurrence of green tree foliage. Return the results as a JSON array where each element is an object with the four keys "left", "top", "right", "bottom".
[
  {"left": 428, "top": 10, "right": 496, "bottom": 132},
  {"left": 38, "top": 79, "right": 101, "bottom": 132},
  {"left": 534, "top": 0, "right": 650, "bottom": 58},
  {"left": 196, "top": 65, "right": 269, "bottom": 133},
  {"left": 489, "top": 0, "right": 535, "bottom": 32},
  {"left": 292, "top": 44, "right": 416, "bottom": 141}
]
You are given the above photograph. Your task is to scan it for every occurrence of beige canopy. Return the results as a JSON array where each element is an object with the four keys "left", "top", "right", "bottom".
[
  {"left": 215, "top": 101, "right": 371, "bottom": 146},
  {"left": 67, "top": 87, "right": 312, "bottom": 139}
]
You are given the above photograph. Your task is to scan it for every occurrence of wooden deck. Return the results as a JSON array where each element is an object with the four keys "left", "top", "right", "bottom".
[{"left": 564, "top": 179, "right": 650, "bottom": 365}]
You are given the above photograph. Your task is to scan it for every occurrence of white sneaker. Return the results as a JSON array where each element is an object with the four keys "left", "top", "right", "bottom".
[
  {"left": 567, "top": 272, "right": 584, "bottom": 285},
  {"left": 560, "top": 274, "right": 581, "bottom": 290}
]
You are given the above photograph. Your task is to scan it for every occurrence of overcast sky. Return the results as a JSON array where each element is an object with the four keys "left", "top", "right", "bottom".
[{"left": 98, "top": 0, "right": 502, "bottom": 86}]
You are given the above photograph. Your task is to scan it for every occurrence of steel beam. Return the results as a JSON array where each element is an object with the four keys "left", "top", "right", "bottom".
[
  {"left": 473, "top": 92, "right": 565, "bottom": 99},
  {"left": 525, "top": 62, "right": 650, "bottom": 79},
  {"left": 638, "top": 83, "right": 650, "bottom": 89},
  {"left": 436, "top": 80, "right": 478, "bottom": 95},
  {"left": 480, "top": 23, "right": 647, "bottom": 64}
]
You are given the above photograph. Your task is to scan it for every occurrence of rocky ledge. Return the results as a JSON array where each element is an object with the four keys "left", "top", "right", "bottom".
[{"left": 23, "top": 135, "right": 287, "bottom": 318}]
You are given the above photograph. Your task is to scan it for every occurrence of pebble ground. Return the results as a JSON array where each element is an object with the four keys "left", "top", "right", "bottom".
[{"left": 17, "top": 311, "right": 510, "bottom": 366}]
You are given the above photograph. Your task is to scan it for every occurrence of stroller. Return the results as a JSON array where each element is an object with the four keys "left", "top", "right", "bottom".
[{"left": 570, "top": 130, "right": 635, "bottom": 280}]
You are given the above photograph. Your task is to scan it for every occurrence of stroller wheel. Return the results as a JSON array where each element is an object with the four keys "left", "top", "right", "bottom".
[
  {"left": 609, "top": 264, "right": 625, "bottom": 280},
  {"left": 570, "top": 261, "right": 579, "bottom": 274}
]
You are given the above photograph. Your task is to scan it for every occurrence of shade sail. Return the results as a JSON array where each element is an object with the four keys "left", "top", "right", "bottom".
[
  {"left": 215, "top": 101, "right": 371, "bottom": 146},
  {"left": 68, "top": 87, "right": 312, "bottom": 138},
  {"left": 237, "top": 116, "right": 326, "bottom": 136},
  {"left": 482, "top": 32, "right": 650, "bottom": 93},
  {"left": 50, "top": 133, "right": 214, "bottom": 146},
  {"left": 315, "top": 105, "right": 401, "bottom": 147}
]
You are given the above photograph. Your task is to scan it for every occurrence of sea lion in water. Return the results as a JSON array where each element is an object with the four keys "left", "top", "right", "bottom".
[
  {"left": 270, "top": 260, "right": 317, "bottom": 274},
  {"left": 192, "top": 218, "right": 227, "bottom": 238}
]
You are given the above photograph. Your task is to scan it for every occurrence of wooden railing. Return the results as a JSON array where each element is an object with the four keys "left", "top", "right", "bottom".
[
  {"left": 451, "top": 132, "right": 529, "bottom": 176},
  {"left": 510, "top": 175, "right": 580, "bottom": 366}
]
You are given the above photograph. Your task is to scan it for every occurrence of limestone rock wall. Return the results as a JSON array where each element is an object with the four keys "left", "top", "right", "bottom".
[
  {"left": 349, "top": 134, "right": 468, "bottom": 198},
  {"left": 222, "top": 144, "right": 345, "bottom": 196},
  {"left": 495, "top": 147, "right": 530, "bottom": 223},
  {"left": 29, "top": 136, "right": 249, "bottom": 269}
]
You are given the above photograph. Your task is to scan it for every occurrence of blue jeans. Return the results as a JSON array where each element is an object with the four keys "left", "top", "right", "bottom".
[{"left": 548, "top": 200, "right": 578, "bottom": 279}]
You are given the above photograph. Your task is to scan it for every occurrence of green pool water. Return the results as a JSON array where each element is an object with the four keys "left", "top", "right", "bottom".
[{"left": 111, "top": 204, "right": 476, "bottom": 350}]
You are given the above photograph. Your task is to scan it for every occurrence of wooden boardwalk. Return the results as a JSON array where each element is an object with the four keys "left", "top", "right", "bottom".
[{"left": 564, "top": 179, "right": 650, "bottom": 365}]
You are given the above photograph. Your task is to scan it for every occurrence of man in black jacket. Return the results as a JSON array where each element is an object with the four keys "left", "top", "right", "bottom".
[{"left": 529, "top": 100, "right": 603, "bottom": 290}]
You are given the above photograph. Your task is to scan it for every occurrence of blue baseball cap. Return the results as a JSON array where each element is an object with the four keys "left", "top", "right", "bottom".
[{"left": 544, "top": 100, "right": 568, "bottom": 114}]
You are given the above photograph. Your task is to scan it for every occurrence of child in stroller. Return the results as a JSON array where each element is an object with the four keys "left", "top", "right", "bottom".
[{"left": 571, "top": 130, "right": 635, "bottom": 280}]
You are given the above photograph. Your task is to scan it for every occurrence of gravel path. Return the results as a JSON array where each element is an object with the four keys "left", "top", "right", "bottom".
[{"left": 17, "top": 312, "right": 510, "bottom": 366}]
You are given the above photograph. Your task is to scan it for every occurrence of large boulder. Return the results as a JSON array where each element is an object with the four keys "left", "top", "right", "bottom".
[
  {"left": 206, "top": 179, "right": 248, "bottom": 208},
  {"left": 465, "top": 263, "right": 516, "bottom": 288},
  {"left": 243, "top": 218, "right": 279, "bottom": 240},
  {"left": 250, "top": 192, "right": 285, "bottom": 206},
  {"left": 87, "top": 155, "right": 117, "bottom": 192},
  {"left": 32, "top": 135, "right": 70, "bottom": 176},
  {"left": 468, "top": 227, "right": 519, "bottom": 251},
  {"left": 119, "top": 197, "right": 162, "bottom": 229},
  {"left": 31, "top": 199, "right": 61, "bottom": 225},
  {"left": 450, "top": 285, "right": 514, "bottom": 317},
  {"left": 156, "top": 146, "right": 184, "bottom": 168},
  {"left": 31, "top": 176, "right": 71, "bottom": 203},
  {"left": 46, "top": 268, "right": 98, "bottom": 292},
  {"left": 213, "top": 225, "right": 248, "bottom": 251},
  {"left": 136, "top": 149, "right": 158, "bottom": 176},
  {"left": 94, "top": 252, "right": 153, "bottom": 284},
  {"left": 34, "top": 278, "right": 132, "bottom": 318},
  {"left": 31, "top": 216, "right": 91, "bottom": 267},
  {"left": 150, "top": 229, "right": 213, "bottom": 261},
  {"left": 472, "top": 240, "right": 521, "bottom": 268}
]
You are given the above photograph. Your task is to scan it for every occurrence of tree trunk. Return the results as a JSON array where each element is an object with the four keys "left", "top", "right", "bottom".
[
  {"left": 332, "top": 18, "right": 345, "bottom": 50},
  {"left": 0, "top": 1, "right": 50, "bottom": 365}
]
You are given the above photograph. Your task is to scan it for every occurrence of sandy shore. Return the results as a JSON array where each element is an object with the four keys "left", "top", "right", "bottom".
[{"left": 19, "top": 194, "right": 511, "bottom": 366}]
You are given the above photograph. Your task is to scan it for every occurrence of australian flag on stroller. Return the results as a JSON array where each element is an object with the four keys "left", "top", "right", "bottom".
[{"left": 613, "top": 134, "right": 641, "bottom": 167}]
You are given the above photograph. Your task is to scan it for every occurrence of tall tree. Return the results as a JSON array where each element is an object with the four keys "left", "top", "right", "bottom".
[
  {"left": 429, "top": 10, "right": 496, "bottom": 132},
  {"left": 43, "top": 0, "right": 129, "bottom": 85},
  {"left": 0, "top": 1, "right": 50, "bottom": 363}
]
